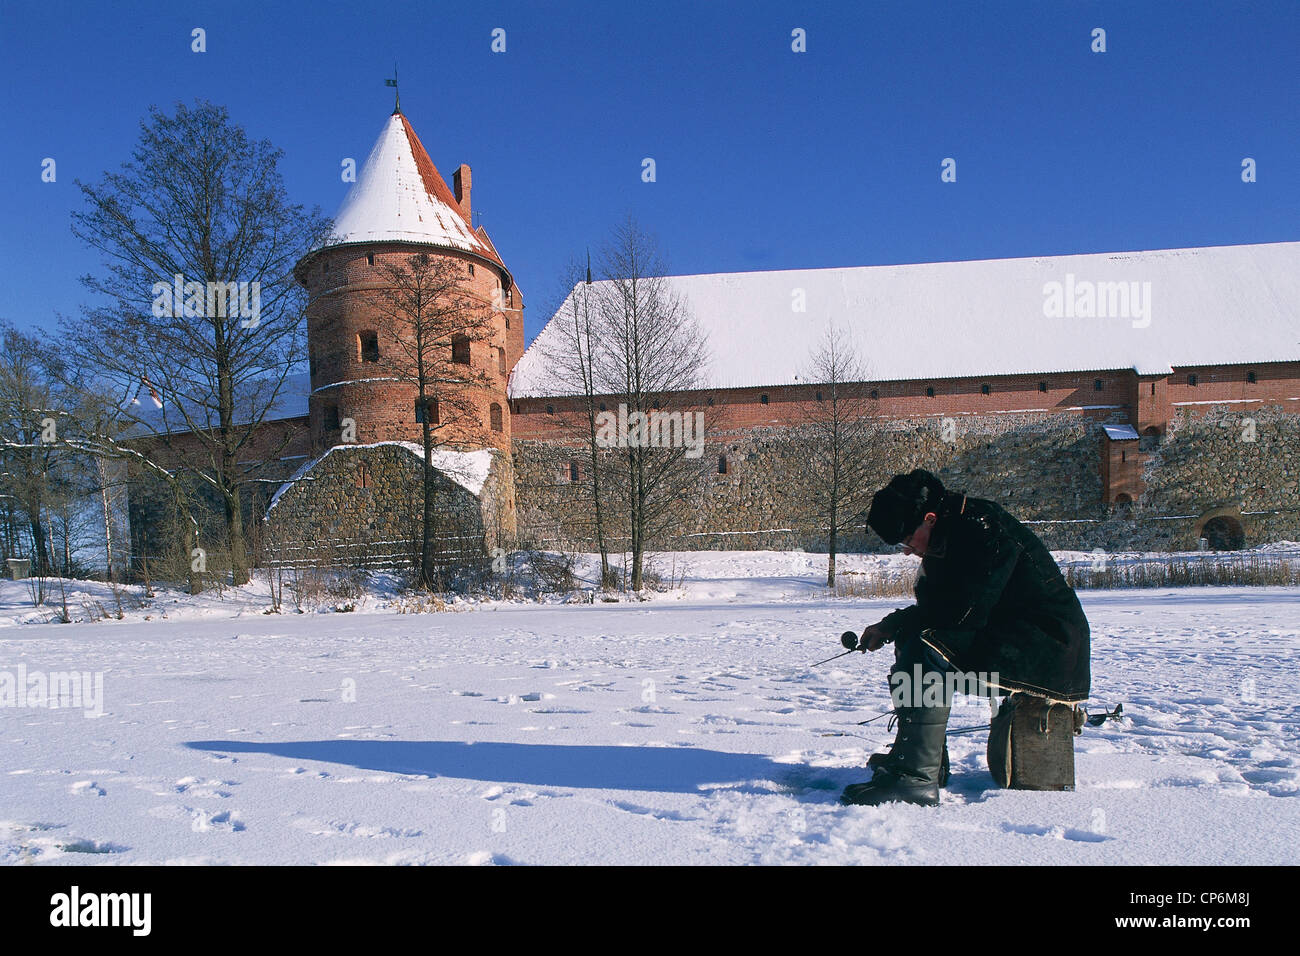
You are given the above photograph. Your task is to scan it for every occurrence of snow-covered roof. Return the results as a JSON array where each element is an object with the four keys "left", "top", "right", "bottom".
[
  {"left": 1102, "top": 424, "right": 1140, "bottom": 440},
  {"left": 318, "top": 113, "right": 501, "bottom": 265},
  {"left": 510, "top": 241, "right": 1300, "bottom": 397}
]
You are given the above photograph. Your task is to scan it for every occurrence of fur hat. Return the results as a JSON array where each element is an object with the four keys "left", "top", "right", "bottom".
[{"left": 867, "top": 469, "right": 946, "bottom": 544}]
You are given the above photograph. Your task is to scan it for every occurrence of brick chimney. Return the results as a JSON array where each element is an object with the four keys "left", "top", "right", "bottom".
[{"left": 453, "top": 164, "right": 472, "bottom": 220}]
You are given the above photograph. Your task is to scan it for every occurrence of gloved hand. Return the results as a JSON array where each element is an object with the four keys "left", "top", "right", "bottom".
[{"left": 856, "top": 622, "right": 892, "bottom": 652}]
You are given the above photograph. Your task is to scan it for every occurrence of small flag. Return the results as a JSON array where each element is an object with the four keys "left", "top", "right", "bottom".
[{"left": 385, "top": 79, "right": 397, "bottom": 87}]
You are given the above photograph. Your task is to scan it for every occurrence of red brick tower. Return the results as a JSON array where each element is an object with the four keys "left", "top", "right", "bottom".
[{"left": 294, "top": 108, "right": 525, "bottom": 455}]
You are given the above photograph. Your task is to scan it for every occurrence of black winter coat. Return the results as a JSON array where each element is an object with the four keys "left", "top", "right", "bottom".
[{"left": 881, "top": 490, "right": 1091, "bottom": 702}]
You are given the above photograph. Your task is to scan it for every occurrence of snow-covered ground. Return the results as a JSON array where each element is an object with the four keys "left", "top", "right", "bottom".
[{"left": 1, "top": 551, "right": 1297, "bottom": 865}]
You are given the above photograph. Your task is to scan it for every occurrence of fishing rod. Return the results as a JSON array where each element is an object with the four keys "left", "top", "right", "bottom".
[{"left": 810, "top": 631, "right": 866, "bottom": 667}]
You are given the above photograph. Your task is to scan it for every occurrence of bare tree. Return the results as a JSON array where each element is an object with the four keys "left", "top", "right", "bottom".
[
  {"left": 796, "top": 321, "right": 879, "bottom": 586},
  {"left": 589, "top": 218, "right": 708, "bottom": 591},
  {"left": 66, "top": 100, "right": 327, "bottom": 586},
  {"left": 539, "top": 257, "right": 618, "bottom": 589},
  {"left": 0, "top": 322, "right": 65, "bottom": 576},
  {"left": 370, "top": 252, "right": 497, "bottom": 588}
]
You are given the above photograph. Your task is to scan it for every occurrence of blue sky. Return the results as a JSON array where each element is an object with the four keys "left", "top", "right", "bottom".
[{"left": 1, "top": 0, "right": 1296, "bottom": 343}]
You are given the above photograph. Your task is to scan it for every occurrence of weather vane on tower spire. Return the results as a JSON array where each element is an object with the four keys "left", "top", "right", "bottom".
[{"left": 386, "top": 65, "right": 400, "bottom": 114}]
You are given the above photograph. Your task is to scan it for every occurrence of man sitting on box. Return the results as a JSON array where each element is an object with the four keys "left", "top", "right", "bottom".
[{"left": 841, "top": 469, "right": 1091, "bottom": 807}]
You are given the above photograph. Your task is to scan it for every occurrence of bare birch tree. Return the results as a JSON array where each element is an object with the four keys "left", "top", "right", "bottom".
[
  {"left": 796, "top": 321, "right": 879, "bottom": 586},
  {"left": 539, "top": 257, "right": 618, "bottom": 588},
  {"left": 589, "top": 218, "right": 709, "bottom": 591}
]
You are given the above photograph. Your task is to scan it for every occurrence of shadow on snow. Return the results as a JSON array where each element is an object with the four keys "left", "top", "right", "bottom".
[{"left": 184, "top": 739, "right": 810, "bottom": 793}]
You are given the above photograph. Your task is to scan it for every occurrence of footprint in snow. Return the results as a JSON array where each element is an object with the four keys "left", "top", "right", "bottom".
[{"left": 70, "top": 781, "right": 106, "bottom": 797}]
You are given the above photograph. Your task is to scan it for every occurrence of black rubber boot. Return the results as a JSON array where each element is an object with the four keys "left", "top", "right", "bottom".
[
  {"left": 841, "top": 705, "right": 951, "bottom": 807},
  {"left": 868, "top": 742, "right": 950, "bottom": 788}
]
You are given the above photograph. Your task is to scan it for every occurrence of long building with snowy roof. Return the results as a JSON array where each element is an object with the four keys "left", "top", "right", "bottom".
[{"left": 508, "top": 240, "right": 1300, "bottom": 552}]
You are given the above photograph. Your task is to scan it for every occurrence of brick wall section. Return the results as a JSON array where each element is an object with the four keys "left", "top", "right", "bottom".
[{"left": 511, "top": 369, "right": 1142, "bottom": 443}]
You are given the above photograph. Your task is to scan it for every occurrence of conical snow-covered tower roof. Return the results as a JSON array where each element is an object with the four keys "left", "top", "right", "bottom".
[{"left": 317, "top": 111, "right": 502, "bottom": 265}]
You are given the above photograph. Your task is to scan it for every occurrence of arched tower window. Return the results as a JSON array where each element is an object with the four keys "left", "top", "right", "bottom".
[{"left": 489, "top": 403, "right": 503, "bottom": 432}]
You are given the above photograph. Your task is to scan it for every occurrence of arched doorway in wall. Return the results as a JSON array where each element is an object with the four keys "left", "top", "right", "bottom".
[
  {"left": 1200, "top": 515, "right": 1245, "bottom": 551},
  {"left": 1139, "top": 426, "right": 1161, "bottom": 453},
  {"left": 1113, "top": 493, "right": 1134, "bottom": 519}
]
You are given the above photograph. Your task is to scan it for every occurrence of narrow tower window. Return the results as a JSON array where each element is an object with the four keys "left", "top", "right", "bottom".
[
  {"left": 490, "top": 403, "right": 503, "bottom": 432},
  {"left": 358, "top": 331, "right": 379, "bottom": 363},
  {"left": 416, "top": 398, "right": 439, "bottom": 424},
  {"left": 452, "top": 335, "right": 470, "bottom": 365}
]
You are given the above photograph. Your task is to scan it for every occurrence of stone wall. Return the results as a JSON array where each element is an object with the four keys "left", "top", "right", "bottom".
[
  {"left": 263, "top": 443, "right": 514, "bottom": 570},
  {"left": 513, "top": 405, "right": 1300, "bottom": 553}
]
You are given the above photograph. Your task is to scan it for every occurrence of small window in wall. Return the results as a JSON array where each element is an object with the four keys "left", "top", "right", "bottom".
[
  {"left": 1187, "top": 373, "right": 1198, "bottom": 386},
  {"left": 706, "top": 397, "right": 715, "bottom": 407},
  {"left": 505, "top": 315, "right": 510, "bottom": 330},
  {"left": 359, "top": 331, "right": 379, "bottom": 363},
  {"left": 652, "top": 399, "right": 661, "bottom": 410},
  {"left": 925, "top": 386, "right": 935, "bottom": 398},
  {"left": 1150, "top": 382, "right": 1156, "bottom": 395},
  {"left": 497, "top": 347, "right": 506, "bottom": 375},
  {"left": 1038, "top": 381, "right": 1048, "bottom": 393},
  {"left": 506, "top": 288, "right": 513, "bottom": 306},
  {"left": 980, "top": 383, "right": 991, "bottom": 395},
  {"left": 816, "top": 391, "right": 823, "bottom": 402},
  {"left": 490, "top": 403, "right": 503, "bottom": 432},
  {"left": 718, "top": 455, "right": 728, "bottom": 475},
  {"left": 415, "top": 398, "right": 439, "bottom": 424},
  {"left": 468, "top": 263, "right": 475, "bottom": 277},
  {"left": 452, "top": 335, "right": 471, "bottom": 365},
  {"left": 546, "top": 404, "right": 554, "bottom": 415},
  {"left": 1247, "top": 370, "right": 1257, "bottom": 384},
  {"left": 870, "top": 389, "right": 879, "bottom": 400},
  {"left": 514, "top": 403, "right": 522, "bottom": 414},
  {"left": 760, "top": 394, "right": 769, "bottom": 405},
  {"left": 599, "top": 402, "right": 607, "bottom": 412},
  {"left": 323, "top": 404, "right": 340, "bottom": 431},
  {"left": 1094, "top": 379, "right": 1104, "bottom": 391},
  {"left": 569, "top": 460, "right": 580, "bottom": 483},
  {"left": 1121, "top": 450, "right": 1127, "bottom": 463},
  {"left": 366, "top": 252, "right": 374, "bottom": 267}
]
